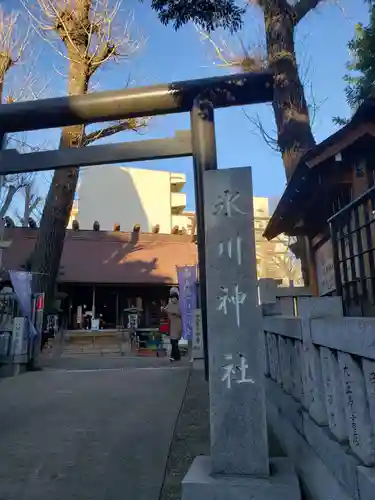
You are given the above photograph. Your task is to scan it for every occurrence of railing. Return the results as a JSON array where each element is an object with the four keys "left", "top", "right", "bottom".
[
  {"left": 329, "top": 184, "right": 375, "bottom": 316},
  {"left": 262, "top": 293, "right": 375, "bottom": 500}
]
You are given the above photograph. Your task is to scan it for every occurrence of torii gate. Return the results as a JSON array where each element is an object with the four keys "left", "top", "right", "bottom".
[{"left": 0, "top": 71, "right": 274, "bottom": 378}]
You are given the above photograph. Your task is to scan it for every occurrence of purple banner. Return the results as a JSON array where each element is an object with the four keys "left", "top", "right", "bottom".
[{"left": 177, "top": 266, "right": 197, "bottom": 340}]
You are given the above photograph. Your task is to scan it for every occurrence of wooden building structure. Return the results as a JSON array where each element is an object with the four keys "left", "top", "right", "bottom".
[
  {"left": 2, "top": 228, "right": 197, "bottom": 329},
  {"left": 264, "top": 98, "right": 375, "bottom": 316}
]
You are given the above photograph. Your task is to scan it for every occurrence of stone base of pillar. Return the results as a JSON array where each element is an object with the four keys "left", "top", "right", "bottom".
[{"left": 182, "top": 456, "right": 301, "bottom": 500}]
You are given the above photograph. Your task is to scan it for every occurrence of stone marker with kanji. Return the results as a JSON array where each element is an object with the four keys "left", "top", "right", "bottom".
[{"left": 182, "top": 167, "right": 301, "bottom": 500}]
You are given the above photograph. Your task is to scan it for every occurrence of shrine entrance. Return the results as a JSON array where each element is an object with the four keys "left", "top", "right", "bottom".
[{"left": 0, "top": 71, "right": 274, "bottom": 378}]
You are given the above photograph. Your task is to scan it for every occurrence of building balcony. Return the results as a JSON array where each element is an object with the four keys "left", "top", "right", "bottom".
[
  {"left": 170, "top": 172, "right": 186, "bottom": 192},
  {"left": 171, "top": 192, "right": 187, "bottom": 214}
]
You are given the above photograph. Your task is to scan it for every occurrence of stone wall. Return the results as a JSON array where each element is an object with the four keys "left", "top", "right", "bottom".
[{"left": 262, "top": 291, "right": 375, "bottom": 500}]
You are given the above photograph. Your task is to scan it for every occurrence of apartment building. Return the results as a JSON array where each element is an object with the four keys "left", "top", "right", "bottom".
[{"left": 69, "top": 165, "right": 194, "bottom": 234}]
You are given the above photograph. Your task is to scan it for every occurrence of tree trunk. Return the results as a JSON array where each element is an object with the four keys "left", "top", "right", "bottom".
[
  {"left": 264, "top": 2, "right": 316, "bottom": 180},
  {"left": 22, "top": 184, "right": 31, "bottom": 226},
  {"left": 30, "top": 56, "right": 88, "bottom": 311},
  {"left": 263, "top": 2, "right": 316, "bottom": 285}
]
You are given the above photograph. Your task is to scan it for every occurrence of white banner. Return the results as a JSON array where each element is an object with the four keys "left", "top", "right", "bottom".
[{"left": 192, "top": 309, "right": 204, "bottom": 359}]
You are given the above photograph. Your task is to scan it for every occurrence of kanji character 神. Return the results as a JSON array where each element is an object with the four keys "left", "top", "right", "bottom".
[{"left": 217, "top": 284, "right": 247, "bottom": 327}]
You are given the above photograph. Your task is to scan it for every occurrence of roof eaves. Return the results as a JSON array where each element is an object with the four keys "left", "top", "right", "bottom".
[
  {"left": 263, "top": 98, "right": 375, "bottom": 241},
  {"left": 263, "top": 162, "right": 310, "bottom": 240}
]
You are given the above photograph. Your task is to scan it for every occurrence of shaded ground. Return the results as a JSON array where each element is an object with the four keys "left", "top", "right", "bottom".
[
  {"left": 0, "top": 357, "right": 190, "bottom": 500},
  {"left": 0, "top": 350, "right": 296, "bottom": 500},
  {"left": 42, "top": 353, "right": 184, "bottom": 371},
  {"left": 159, "top": 363, "right": 289, "bottom": 500},
  {"left": 160, "top": 363, "right": 210, "bottom": 500}
]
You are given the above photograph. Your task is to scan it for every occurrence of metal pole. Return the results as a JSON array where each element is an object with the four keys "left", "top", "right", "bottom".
[{"left": 190, "top": 98, "right": 218, "bottom": 381}]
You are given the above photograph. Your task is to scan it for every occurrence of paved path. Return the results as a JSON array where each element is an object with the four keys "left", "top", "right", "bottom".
[{"left": 0, "top": 357, "right": 190, "bottom": 500}]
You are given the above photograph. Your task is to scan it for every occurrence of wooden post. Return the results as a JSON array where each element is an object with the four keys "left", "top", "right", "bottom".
[{"left": 306, "top": 237, "right": 319, "bottom": 296}]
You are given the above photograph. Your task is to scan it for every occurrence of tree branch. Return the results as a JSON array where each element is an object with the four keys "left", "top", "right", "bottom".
[
  {"left": 0, "top": 5, "right": 30, "bottom": 100},
  {"left": 0, "top": 185, "right": 17, "bottom": 218},
  {"left": 196, "top": 26, "right": 268, "bottom": 72},
  {"left": 293, "top": 0, "right": 326, "bottom": 24},
  {"left": 89, "top": 41, "right": 117, "bottom": 75},
  {"left": 242, "top": 107, "right": 280, "bottom": 152},
  {"left": 82, "top": 117, "right": 149, "bottom": 146}
]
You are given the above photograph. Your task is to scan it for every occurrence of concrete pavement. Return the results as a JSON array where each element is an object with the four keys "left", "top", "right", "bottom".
[{"left": 0, "top": 357, "right": 190, "bottom": 500}]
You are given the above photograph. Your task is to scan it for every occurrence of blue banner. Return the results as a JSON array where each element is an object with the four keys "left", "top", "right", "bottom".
[{"left": 177, "top": 266, "right": 197, "bottom": 340}]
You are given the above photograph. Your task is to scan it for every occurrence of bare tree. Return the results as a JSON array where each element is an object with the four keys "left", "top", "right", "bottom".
[
  {"left": 0, "top": 7, "right": 28, "bottom": 100},
  {"left": 0, "top": 6, "right": 39, "bottom": 218},
  {"left": 256, "top": 235, "right": 303, "bottom": 286},
  {"left": 21, "top": 0, "right": 147, "bottom": 309},
  {"left": 14, "top": 181, "right": 44, "bottom": 226}
]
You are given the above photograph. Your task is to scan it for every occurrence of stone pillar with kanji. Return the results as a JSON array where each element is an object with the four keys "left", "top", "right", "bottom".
[{"left": 182, "top": 167, "right": 301, "bottom": 500}]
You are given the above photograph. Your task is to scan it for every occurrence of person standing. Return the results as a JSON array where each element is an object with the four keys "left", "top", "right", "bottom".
[{"left": 161, "top": 287, "right": 182, "bottom": 361}]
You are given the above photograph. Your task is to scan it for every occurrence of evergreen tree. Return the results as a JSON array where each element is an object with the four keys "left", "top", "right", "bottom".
[
  {"left": 343, "top": 1, "right": 375, "bottom": 111},
  {"left": 149, "top": 0, "right": 245, "bottom": 33}
]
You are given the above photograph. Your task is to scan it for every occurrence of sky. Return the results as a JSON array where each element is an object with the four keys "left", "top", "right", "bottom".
[{"left": 2, "top": 0, "right": 371, "bottom": 216}]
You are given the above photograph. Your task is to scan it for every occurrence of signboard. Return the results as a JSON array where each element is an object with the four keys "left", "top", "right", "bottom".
[
  {"left": 192, "top": 309, "right": 204, "bottom": 359},
  {"left": 91, "top": 318, "right": 100, "bottom": 331},
  {"left": 77, "top": 306, "right": 82, "bottom": 326},
  {"left": 315, "top": 240, "right": 336, "bottom": 296},
  {"left": 11, "top": 317, "right": 28, "bottom": 358},
  {"left": 127, "top": 313, "right": 138, "bottom": 330},
  {"left": 177, "top": 266, "right": 197, "bottom": 340}
]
